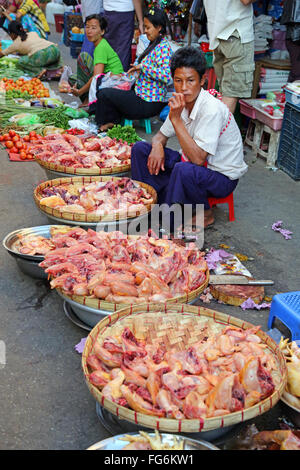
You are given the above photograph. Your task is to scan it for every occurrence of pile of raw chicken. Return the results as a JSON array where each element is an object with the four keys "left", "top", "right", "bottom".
[
  {"left": 28, "top": 134, "right": 131, "bottom": 169},
  {"left": 86, "top": 319, "right": 280, "bottom": 419},
  {"left": 37, "top": 177, "right": 154, "bottom": 216},
  {"left": 39, "top": 228, "right": 208, "bottom": 303}
]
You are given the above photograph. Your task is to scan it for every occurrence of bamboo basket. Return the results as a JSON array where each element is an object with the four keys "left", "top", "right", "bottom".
[
  {"left": 56, "top": 267, "right": 209, "bottom": 313},
  {"left": 34, "top": 176, "right": 157, "bottom": 223},
  {"left": 34, "top": 157, "right": 131, "bottom": 176},
  {"left": 82, "top": 303, "right": 287, "bottom": 433}
]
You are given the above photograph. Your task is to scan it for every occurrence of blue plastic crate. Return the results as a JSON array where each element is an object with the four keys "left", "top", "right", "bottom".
[{"left": 277, "top": 102, "right": 300, "bottom": 180}]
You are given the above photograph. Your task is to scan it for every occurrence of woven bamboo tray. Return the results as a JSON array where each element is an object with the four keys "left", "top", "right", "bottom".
[
  {"left": 82, "top": 303, "right": 287, "bottom": 433},
  {"left": 34, "top": 176, "right": 157, "bottom": 223},
  {"left": 34, "top": 157, "right": 131, "bottom": 176},
  {"left": 56, "top": 267, "right": 209, "bottom": 313}
]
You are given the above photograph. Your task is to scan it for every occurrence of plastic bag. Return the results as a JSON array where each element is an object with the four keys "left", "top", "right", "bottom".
[
  {"left": 63, "top": 107, "right": 89, "bottom": 119},
  {"left": 97, "top": 72, "right": 136, "bottom": 92},
  {"left": 67, "top": 118, "right": 98, "bottom": 134},
  {"left": 9, "top": 113, "right": 40, "bottom": 126},
  {"left": 58, "top": 65, "right": 73, "bottom": 93},
  {"left": 88, "top": 73, "right": 104, "bottom": 104}
]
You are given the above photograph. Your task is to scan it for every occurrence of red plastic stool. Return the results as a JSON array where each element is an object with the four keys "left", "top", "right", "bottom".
[{"left": 208, "top": 193, "right": 235, "bottom": 222}]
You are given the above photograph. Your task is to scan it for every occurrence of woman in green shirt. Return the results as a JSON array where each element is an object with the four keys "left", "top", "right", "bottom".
[{"left": 70, "top": 14, "right": 123, "bottom": 104}]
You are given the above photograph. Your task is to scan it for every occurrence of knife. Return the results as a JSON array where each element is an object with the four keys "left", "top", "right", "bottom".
[{"left": 209, "top": 275, "right": 274, "bottom": 286}]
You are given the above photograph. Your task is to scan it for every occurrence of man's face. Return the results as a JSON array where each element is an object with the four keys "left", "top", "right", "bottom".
[{"left": 173, "top": 67, "right": 204, "bottom": 106}]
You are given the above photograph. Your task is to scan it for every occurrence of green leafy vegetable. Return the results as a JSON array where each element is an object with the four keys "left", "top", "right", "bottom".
[{"left": 106, "top": 125, "right": 143, "bottom": 145}]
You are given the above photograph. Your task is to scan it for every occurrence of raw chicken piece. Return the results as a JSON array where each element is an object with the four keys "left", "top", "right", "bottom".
[{"left": 120, "top": 385, "right": 165, "bottom": 417}]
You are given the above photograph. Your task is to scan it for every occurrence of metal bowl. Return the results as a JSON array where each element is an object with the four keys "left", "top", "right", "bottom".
[
  {"left": 14, "top": 256, "right": 48, "bottom": 279},
  {"left": 57, "top": 290, "right": 110, "bottom": 327},
  {"left": 281, "top": 396, "right": 300, "bottom": 427},
  {"left": 95, "top": 403, "right": 238, "bottom": 444},
  {"left": 2, "top": 224, "right": 70, "bottom": 279},
  {"left": 87, "top": 431, "right": 220, "bottom": 450},
  {"left": 41, "top": 207, "right": 151, "bottom": 230},
  {"left": 59, "top": 291, "right": 200, "bottom": 329},
  {"left": 2, "top": 224, "right": 70, "bottom": 261}
]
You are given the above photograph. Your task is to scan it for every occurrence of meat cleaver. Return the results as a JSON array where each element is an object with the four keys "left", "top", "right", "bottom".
[{"left": 209, "top": 275, "right": 274, "bottom": 286}]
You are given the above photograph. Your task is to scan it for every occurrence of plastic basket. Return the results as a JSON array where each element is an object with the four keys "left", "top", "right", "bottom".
[
  {"left": 277, "top": 102, "right": 300, "bottom": 180},
  {"left": 252, "top": 104, "right": 283, "bottom": 130},
  {"left": 70, "top": 32, "right": 84, "bottom": 42},
  {"left": 284, "top": 89, "right": 300, "bottom": 112},
  {"left": 239, "top": 99, "right": 257, "bottom": 119}
]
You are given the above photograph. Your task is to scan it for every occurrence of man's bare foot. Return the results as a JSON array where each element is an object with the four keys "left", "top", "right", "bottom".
[
  {"left": 203, "top": 208, "right": 214, "bottom": 228},
  {"left": 187, "top": 209, "right": 214, "bottom": 229},
  {"left": 99, "top": 122, "right": 115, "bottom": 132}
]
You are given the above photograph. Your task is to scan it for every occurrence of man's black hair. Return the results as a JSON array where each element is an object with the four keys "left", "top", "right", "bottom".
[
  {"left": 85, "top": 14, "right": 108, "bottom": 31},
  {"left": 170, "top": 46, "right": 207, "bottom": 79}
]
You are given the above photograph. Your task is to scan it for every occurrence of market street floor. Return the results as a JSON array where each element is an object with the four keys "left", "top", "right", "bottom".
[{"left": 0, "top": 26, "right": 299, "bottom": 450}]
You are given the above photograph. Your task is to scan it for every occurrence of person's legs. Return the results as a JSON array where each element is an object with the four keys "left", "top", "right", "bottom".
[
  {"left": 164, "top": 162, "right": 238, "bottom": 227},
  {"left": 131, "top": 141, "right": 181, "bottom": 203},
  {"left": 217, "top": 32, "right": 254, "bottom": 114},
  {"left": 103, "top": 10, "right": 135, "bottom": 71},
  {"left": 96, "top": 88, "right": 166, "bottom": 128}
]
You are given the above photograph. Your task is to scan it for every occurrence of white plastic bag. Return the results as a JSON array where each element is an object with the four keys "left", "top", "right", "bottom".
[
  {"left": 58, "top": 65, "right": 73, "bottom": 93},
  {"left": 88, "top": 73, "right": 104, "bottom": 104}
]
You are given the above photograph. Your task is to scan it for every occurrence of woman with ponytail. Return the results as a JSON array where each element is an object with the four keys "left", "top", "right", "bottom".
[
  {"left": 95, "top": 7, "right": 173, "bottom": 132},
  {"left": 0, "top": 21, "right": 60, "bottom": 76}
]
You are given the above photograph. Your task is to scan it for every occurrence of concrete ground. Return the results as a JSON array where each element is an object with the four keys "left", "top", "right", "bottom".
[{"left": 0, "top": 26, "right": 299, "bottom": 450}]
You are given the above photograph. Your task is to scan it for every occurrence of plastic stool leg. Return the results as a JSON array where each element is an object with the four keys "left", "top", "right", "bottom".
[
  {"left": 144, "top": 119, "right": 152, "bottom": 134},
  {"left": 139, "top": 119, "right": 152, "bottom": 134},
  {"left": 228, "top": 199, "right": 235, "bottom": 222},
  {"left": 267, "top": 313, "right": 275, "bottom": 330}
]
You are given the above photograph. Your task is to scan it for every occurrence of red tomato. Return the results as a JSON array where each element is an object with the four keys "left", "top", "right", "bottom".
[
  {"left": 12, "top": 135, "right": 20, "bottom": 143},
  {"left": 19, "top": 152, "right": 27, "bottom": 160},
  {"left": 15, "top": 141, "right": 23, "bottom": 150},
  {"left": 2, "top": 133, "right": 10, "bottom": 141},
  {"left": 29, "top": 131, "right": 36, "bottom": 138},
  {"left": 0, "top": 136, "right": 4, "bottom": 142},
  {"left": 23, "top": 135, "right": 30, "bottom": 142},
  {"left": 5, "top": 141, "right": 14, "bottom": 149},
  {"left": 9, "top": 130, "right": 16, "bottom": 138},
  {"left": 10, "top": 146, "right": 18, "bottom": 153},
  {"left": 19, "top": 150, "right": 27, "bottom": 160}
]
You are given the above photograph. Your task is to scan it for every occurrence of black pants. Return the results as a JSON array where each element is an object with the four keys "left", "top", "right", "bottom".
[
  {"left": 286, "top": 39, "right": 300, "bottom": 82},
  {"left": 95, "top": 88, "right": 166, "bottom": 126}
]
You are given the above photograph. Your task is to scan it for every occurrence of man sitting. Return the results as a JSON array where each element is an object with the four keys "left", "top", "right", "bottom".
[{"left": 131, "top": 46, "right": 248, "bottom": 231}]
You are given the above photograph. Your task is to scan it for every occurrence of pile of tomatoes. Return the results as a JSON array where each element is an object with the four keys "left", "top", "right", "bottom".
[
  {"left": 2, "top": 77, "right": 50, "bottom": 99},
  {"left": 65, "top": 128, "right": 85, "bottom": 135},
  {"left": 0, "top": 130, "right": 41, "bottom": 160}
]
